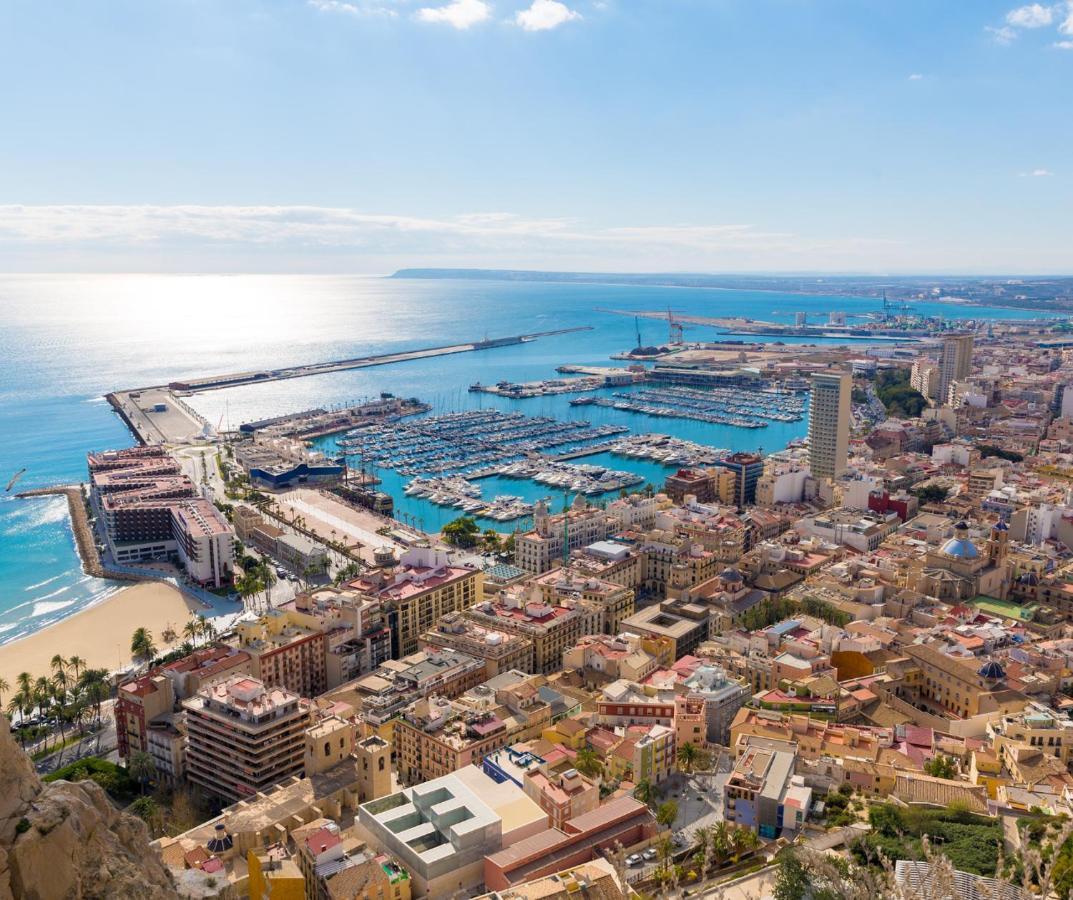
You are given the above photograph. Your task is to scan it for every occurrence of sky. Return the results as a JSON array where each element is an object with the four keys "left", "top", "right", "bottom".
[{"left": 0, "top": 0, "right": 1070, "bottom": 274}]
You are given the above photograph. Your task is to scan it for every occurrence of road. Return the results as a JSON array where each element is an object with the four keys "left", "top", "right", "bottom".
[{"left": 33, "top": 706, "right": 118, "bottom": 775}]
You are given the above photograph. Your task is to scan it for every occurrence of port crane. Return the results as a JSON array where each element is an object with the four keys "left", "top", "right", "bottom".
[
  {"left": 881, "top": 291, "right": 915, "bottom": 317},
  {"left": 667, "top": 307, "right": 684, "bottom": 344}
]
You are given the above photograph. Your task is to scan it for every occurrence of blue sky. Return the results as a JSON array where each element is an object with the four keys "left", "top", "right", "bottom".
[{"left": 0, "top": 0, "right": 1070, "bottom": 273}]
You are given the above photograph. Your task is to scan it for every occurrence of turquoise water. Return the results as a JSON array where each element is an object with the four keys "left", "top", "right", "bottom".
[{"left": 0, "top": 273, "right": 1057, "bottom": 644}]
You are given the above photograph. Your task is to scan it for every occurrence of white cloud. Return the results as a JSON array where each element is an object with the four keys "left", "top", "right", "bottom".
[
  {"left": 415, "top": 0, "right": 490, "bottom": 28},
  {"left": 1060, "top": 3, "right": 1073, "bottom": 34},
  {"left": 514, "top": 0, "right": 580, "bottom": 31},
  {"left": 0, "top": 204, "right": 898, "bottom": 273},
  {"left": 986, "top": 24, "right": 1019, "bottom": 43},
  {"left": 908, "top": 73, "right": 924, "bottom": 80},
  {"left": 1056, "top": 39, "right": 1073, "bottom": 47},
  {"left": 307, "top": 0, "right": 399, "bottom": 15},
  {"left": 1019, "top": 168, "right": 1055, "bottom": 176},
  {"left": 1006, "top": 3, "right": 1055, "bottom": 27}
]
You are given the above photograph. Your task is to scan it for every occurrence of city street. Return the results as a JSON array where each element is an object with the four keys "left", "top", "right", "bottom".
[{"left": 33, "top": 704, "right": 118, "bottom": 775}]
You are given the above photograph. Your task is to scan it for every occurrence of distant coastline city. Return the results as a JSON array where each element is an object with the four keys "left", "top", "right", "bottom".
[{"left": 4, "top": 268, "right": 1073, "bottom": 896}]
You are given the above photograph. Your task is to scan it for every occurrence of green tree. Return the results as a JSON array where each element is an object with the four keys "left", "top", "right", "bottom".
[
  {"left": 773, "top": 848, "right": 812, "bottom": 900},
  {"left": 574, "top": 747, "right": 604, "bottom": 781},
  {"left": 78, "top": 668, "right": 110, "bottom": 725},
  {"left": 130, "top": 628, "right": 157, "bottom": 668},
  {"left": 235, "top": 572, "right": 263, "bottom": 612},
  {"left": 127, "top": 749, "right": 156, "bottom": 795},
  {"left": 442, "top": 516, "right": 480, "bottom": 548},
  {"left": 676, "top": 741, "right": 699, "bottom": 773},
  {"left": 656, "top": 800, "right": 679, "bottom": 829},
  {"left": 913, "top": 483, "right": 949, "bottom": 505},
  {"left": 634, "top": 778, "right": 658, "bottom": 809},
  {"left": 923, "top": 753, "right": 957, "bottom": 780},
  {"left": 729, "top": 826, "right": 760, "bottom": 863}
]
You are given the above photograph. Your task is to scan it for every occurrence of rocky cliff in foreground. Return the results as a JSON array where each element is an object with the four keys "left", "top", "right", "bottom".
[{"left": 0, "top": 716, "right": 180, "bottom": 900}]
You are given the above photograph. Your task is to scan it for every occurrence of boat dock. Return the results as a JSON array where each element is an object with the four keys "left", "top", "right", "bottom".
[{"left": 107, "top": 326, "right": 592, "bottom": 446}]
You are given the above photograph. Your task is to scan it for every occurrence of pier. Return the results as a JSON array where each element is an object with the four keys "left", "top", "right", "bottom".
[
  {"left": 166, "top": 327, "right": 593, "bottom": 394},
  {"left": 16, "top": 485, "right": 105, "bottom": 578}
]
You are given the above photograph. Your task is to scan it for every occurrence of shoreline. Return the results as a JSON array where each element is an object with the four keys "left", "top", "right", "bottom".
[{"left": 0, "top": 582, "right": 200, "bottom": 689}]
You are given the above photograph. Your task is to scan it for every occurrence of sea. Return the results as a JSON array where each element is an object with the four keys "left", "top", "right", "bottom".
[{"left": 0, "top": 273, "right": 1056, "bottom": 646}]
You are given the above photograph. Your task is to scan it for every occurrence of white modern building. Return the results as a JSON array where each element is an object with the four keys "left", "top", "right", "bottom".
[{"left": 357, "top": 766, "right": 545, "bottom": 897}]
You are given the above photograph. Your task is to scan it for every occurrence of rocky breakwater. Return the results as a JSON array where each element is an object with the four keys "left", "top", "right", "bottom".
[{"left": 0, "top": 716, "right": 179, "bottom": 900}]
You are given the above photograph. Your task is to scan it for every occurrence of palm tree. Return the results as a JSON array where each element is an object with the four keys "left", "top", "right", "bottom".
[
  {"left": 709, "top": 821, "right": 731, "bottom": 870},
  {"left": 728, "top": 826, "right": 759, "bottom": 864},
  {"left": 574, "top": 747, "right": 604, "bottom": 781},
  {"left": 7, "top": 688, "right": 32, "bottom": 746},
  {"left": 182, "top": 615, "right": 202, "bottom": 646},
  {"left": 161, "top": 624, "right": 178, "bottom": 645},
  {"left": 78, "top": 668, "right": 109, "bottom": 726},
  {"left": 677, "top": 741, "right": 699, "bottom": 773},
  {"left": 33, "top": 676, "right": 52, "bottom": 751},
  {"left": 258, "top": 562, "right": 277, "bottom": 611},
  {"left": 50, "top": 654, "right": 69, "bottom": 690},
  {"left": 634, "top": 778, "right": 658, "bottom": 809},
  {"left": 236, "top": 572, "right": 262, "bottom": 612},
  {"left": 130, "top": 627, "right": 157, "bottom": 668},
  {"left": 0, "top": 676, "right": 8, "bottom": 709},
  {"left": 128, "top": 749, "right": 156, "bottom": 795},
  {"left": 197, "top": 614, "right": 216, "bottom": 645}
]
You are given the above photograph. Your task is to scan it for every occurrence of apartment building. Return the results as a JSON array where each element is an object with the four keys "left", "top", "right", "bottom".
[
  {"left": 987, "top": 702, "right": 1073, "bottom": 765},
  {"left": 236, "top": 607, "right": 329, "bottom": 698},
  {"left": 87, "top": 447, "right": 234, "bottom": 585},
  {"left": 393, "top": 672, "right": 552, "bottom": 784},
  {"left": 350, "top": 546, "right": 483, "bottom": 657},
  {"left": 340, "top": 648, "right": 488, "bottom": 737},
  {"left": 596, "top": 679, "right": 675, "bottom": 729},
  {"left": 420, "top": 612, "right": 535, "bottom": 676},
  {"left": 515, "top": 498, "right": 613, "bottom": 574},
  {"left": 562, "top": 632, "right": 669, "bottom": 685},
  {"left": 939, "top": 333, "right": 975, "bottom": 405},
  {"left": 522, "top": 765, "right": 600, "bottom": 830},
  {"left": 183, "top": 676, "right": 311, "bottom": 803},
  {"left": 532, "top": 567, "right": 635, "bottom": 635},
  {"left": 116, "top": 672, "right": 173, "bottom": 760},
  {"left": 463, "top": 588, "right": 601, "bottom": 675},
  {"left": 568, "top": 540, "right": 645, "bottom": 591},
  {"left": 724, "top": 743, "right": 812, "bottom": 838},
  {"left": 160, "top": 645, "right": 253, "bottom": 702}
]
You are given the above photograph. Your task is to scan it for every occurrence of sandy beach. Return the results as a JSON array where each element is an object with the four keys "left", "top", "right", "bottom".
[{"left": 0, "top": 582, "right": 200, "bottom": 688}]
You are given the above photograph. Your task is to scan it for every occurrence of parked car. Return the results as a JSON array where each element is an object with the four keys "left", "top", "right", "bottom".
[
  {"left": 642, "top": 848, "right": 659, "bottom": 861},
  {"left": 626, "top": 854, "right": 643, "bottom": 867}
]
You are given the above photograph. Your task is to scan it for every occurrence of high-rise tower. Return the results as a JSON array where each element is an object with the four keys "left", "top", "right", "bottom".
[
  {"left": 938, "top": 333, "right": 974, "bottom": 405},
  {"left": 809, "top": 370, "right": 851, "bottom": 480}
]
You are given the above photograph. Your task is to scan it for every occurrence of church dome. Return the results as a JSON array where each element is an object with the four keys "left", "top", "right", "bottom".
[
  {"left": 977, "top": 660, "right": 1005, "bottom": 680},
  {"left": 720, "top": 567, "right": 743, "bottom": 583},
  {"left": 940, "top": 536, "right": 978, "bottom": 559}
]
